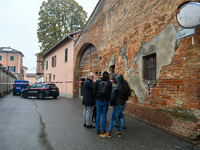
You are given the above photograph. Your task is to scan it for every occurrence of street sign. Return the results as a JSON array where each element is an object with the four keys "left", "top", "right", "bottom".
[{"left": 176, "top": 28, "right": 195, "bottom": 39}]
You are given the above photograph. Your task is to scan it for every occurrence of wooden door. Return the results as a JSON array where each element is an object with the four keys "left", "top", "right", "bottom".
[
  {"left": 79, "top": 45, "right": 101, "bottom": 79},
  {"left": 79, "top": 45, "right": 101, "bottom": 96}
]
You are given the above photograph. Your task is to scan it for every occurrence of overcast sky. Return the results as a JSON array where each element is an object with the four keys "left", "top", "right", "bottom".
[{"left": 0, "top": 0, "right": 99, "bottom": 73}]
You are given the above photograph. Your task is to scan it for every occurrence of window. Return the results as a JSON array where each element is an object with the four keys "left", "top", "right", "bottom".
[
  {"left": 36, "top": 84, "right": 43, "bottom": 88},
  {"left": 0, "top": 55, "right": 2, "bottom": 61},
  {"left": 109, "top": 65, "right": 115, "bottom": 80},
  {"left": 10, "top": 56, "right": 14, "bottom": 61},
  {"left": 52, "top": 56, "right": 56, "bottom": 67},
  {"left": 46, "top": 61, "right": 48, "bottom": 70},
  {"left": 8, "top": 66, "right": 15, "bottom": 72},
  {"left": 54, "top": 56, "right": 56, "bottom": 66},
  {"left": 65, "top": 48, "right": 68, "bottom": 62},
  {"left": 53, "top": 75, "right": 55, "bottom": 80},
  {"left": 30, "top": 84, "right": 36, "bottom": 88},
  {"left": 49, "top": 75, "right": 51, "bottom": 82},
  {"left": 143, "top": 53, "right": 156, "bottom": 80}
]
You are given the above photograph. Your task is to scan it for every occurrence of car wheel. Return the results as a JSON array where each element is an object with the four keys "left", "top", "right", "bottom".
[
  {"left": 53, "top": 96, "right": 57, "bottom": 99},
  {"left": 22, "top": 92, "right": 27, "bottom": 98},
  {"left": 38, "top": 93, "right": 44, "bottom": 99}
]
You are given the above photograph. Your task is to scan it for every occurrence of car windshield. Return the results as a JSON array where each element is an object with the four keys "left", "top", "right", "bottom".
[{"left": 46, "top": 84, "right": 57, "bottom": 88}]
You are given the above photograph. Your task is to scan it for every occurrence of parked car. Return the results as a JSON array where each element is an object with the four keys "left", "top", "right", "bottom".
[
  {"left": 21, "top": 83, "right": 59, "bottom": 99},
  {"left": 13, "top": 80, "right": 29, "bottom": 95}
]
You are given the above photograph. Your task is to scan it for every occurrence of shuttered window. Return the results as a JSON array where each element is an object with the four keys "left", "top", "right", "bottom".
[
  {"left": 0, "top": 55, "right": 2, "bottom": 61},
  {"left": 46, "top": 61, "right": 48, "bottom": 70},
  {"left": 65, "top": 48, "right": 68, "bottom": 62},
  {"left": 52, "top": 57, "right": 54, "bottom": 67},
  {"left": 52, "top": 56, "right": 56, "bottom": 67},
  {"left": 10, "top": 56, "right": 14, "bottom": 61},
  {"left": 8, "top": 66, "right": 15, "bottom": 72}
]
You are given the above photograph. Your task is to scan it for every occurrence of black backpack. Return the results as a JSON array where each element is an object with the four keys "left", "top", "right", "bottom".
[{"left": 98, "top": 79, "right": 108, "bottom": 95}]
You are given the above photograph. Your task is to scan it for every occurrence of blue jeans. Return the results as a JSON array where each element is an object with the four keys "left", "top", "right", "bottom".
[
  {"left": 107, "top": 104, "right": 126, "bottom": 133},
  {"left": 96, "top": 101, "right": 109, "bottom": 132}
]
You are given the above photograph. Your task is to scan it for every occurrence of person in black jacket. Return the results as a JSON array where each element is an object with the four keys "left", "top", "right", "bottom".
[
  {"left": 100, "top": 74, "right": 131, "bottom": 138},
  {"left": 82, "top": 72, "right": 96, "bottom": 128},
  {"left": 93, "top": 71, "right": 112, "bottom": 134},
  {"left": 91, "top": 70, "right": 102, "bottom": 123}
]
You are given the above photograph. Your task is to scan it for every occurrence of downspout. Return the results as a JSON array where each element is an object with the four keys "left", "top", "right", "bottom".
[{"left": 67, "top": 35, "right": 76, "bottom": 41}]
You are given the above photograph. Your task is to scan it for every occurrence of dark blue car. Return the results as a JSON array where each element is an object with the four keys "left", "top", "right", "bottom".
[
  {"left": 13, "top": 80, "right": 29, "bottom": 95},
  {"left": 22, "top": 83, "right": 59, "bottom": 99}
]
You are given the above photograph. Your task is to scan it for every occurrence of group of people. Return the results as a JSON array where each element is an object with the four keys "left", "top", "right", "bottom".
[{"left": 82, "top": 70, "right": 131, "bottom": 138}]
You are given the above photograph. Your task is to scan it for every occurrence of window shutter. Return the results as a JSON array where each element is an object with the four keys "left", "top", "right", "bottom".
[
  {"left": 8, "top": 66, "right": 10, "bottom": 71},
  {"left": 52, "top": 57, "right": 54, "bottom": 67},
  {"left": 54, "top": 56, "right": 56, "bottom": 66},
  {"left": 14, "top": 66, "right": 15, "bottom": 72},
  {"left": 46, "top": 61, "right": 48, "bottom": 70},
  {"left": 65, "top": 48, "right": 68, "bottom": 61}
]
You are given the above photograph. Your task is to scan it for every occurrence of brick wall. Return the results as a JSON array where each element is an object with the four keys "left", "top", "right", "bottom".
[{"left": 74, "top": 0, "right": 200, "bottom": 146}]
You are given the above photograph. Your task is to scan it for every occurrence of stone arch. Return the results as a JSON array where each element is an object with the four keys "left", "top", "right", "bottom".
[{"left": 74, "top": 43, "right": 101, "bottom": 97}]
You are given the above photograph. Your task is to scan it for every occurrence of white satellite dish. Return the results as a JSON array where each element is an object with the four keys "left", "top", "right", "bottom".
[{"left": 176, "top": 2, "right": 200, "bottom": 28}]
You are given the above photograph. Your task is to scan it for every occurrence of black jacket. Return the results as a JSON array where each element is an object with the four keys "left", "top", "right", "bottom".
[
  {"left": 82, "top": 78, "right": 95, "bottom": 106},
  {"left": 110, "top": 74, "right": 131, "bottom": 106},
  {"left": 93, "top": 77, "right": 112, "bottom": 101}
]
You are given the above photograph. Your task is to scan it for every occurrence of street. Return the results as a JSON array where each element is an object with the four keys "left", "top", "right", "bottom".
[{"left": 0, "top": 94, "right": 198, "bottom": 150}]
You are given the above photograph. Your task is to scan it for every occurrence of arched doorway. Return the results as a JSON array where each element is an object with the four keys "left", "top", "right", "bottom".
[{"left": 79, "top": 44, "right": 101, "bottom": 96}]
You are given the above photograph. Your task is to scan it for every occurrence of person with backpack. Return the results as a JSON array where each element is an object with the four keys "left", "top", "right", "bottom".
[
  {"left": 91, "top": 70, "right": 102, "bottom": 123},
  {"left": 100, "top": 74, "right": 131, "bottom": 138},
  {"left": 93, "top": 71, "right": 112, "bottom": 134}
]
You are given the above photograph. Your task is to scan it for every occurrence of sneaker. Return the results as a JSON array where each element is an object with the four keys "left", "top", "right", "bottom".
[
  {"left": 101, "top": 131, "right": 106, "bottom": 134},
  {"left": 116, "top": 131, "right": 121, "bottom": 138},
  {"left": 83, "top": 124, "right": 86, "bottom": 127},
  {"left": 86, "top": 124, "right": 95, "bottom": 128},
  {"left": 100, "top": 131, "right": 111, "bottom": 138}
]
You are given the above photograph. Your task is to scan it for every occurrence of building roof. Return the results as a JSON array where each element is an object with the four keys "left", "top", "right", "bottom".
[
  {"left": 42, "top": 31, "right": 82, "bottom": 58},
  {"left": 0, "top": 47, "right": 25, "bottom": 57},
  {"left": 26, "top": 73, "right": 37, "bottom": 77}
]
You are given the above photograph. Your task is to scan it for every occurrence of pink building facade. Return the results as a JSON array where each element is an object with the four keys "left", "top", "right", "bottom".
[
  {"left": 42, "top": 32, "right": 80, "bottom": 98},
  {"left": 0, "top": 47, "right": 24, "bottom": 79}
]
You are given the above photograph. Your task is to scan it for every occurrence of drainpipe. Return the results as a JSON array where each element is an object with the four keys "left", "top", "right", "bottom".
[{"left": 67, "top": 35, "right": 76, "bottom": 41}]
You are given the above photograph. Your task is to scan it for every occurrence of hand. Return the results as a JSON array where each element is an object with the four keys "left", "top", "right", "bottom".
[{"left": 93, "top": 78, "right": 96, "bottom": 82}]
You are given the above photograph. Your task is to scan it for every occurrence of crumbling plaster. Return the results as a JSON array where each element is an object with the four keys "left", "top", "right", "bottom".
[{"left": 108, "top": 23, "right": 182, "bottom": 103}]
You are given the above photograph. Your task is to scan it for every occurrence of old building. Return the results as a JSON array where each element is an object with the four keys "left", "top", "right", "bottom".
[
  {"left": 42, "top": 31, "right": 81, "bottom": 98},
  {"left": 73, "top": 0, "right": 200, "bottom": 146},
  {"left": 35, "top": 53, "right": 44, "bottom": 82},
  {"left": 0, "top": 47, "right": 24, "bottom": 79}
]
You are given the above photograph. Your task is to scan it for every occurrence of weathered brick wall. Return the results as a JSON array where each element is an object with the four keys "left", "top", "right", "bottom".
[{"left": 74, "top": 0, "right": 200, "bottom": 146}]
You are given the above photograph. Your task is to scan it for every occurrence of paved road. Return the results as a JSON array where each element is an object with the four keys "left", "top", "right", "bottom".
[{"left": 0, "top": 94, "right": 199, "bottom": 150}]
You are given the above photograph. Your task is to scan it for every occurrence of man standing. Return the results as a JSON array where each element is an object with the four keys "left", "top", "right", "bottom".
[
  {"left": 83, "top": 72, "right": 96, "bottom": 128},
  {"left": 92, "top": 71, "right": 102, "bottom": 123},
  {"left": 100, "top": 74, "right": 131, "bottom": 138},
  {"left": 93, "top": 71, "right": 112, "bottom": 134}
]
